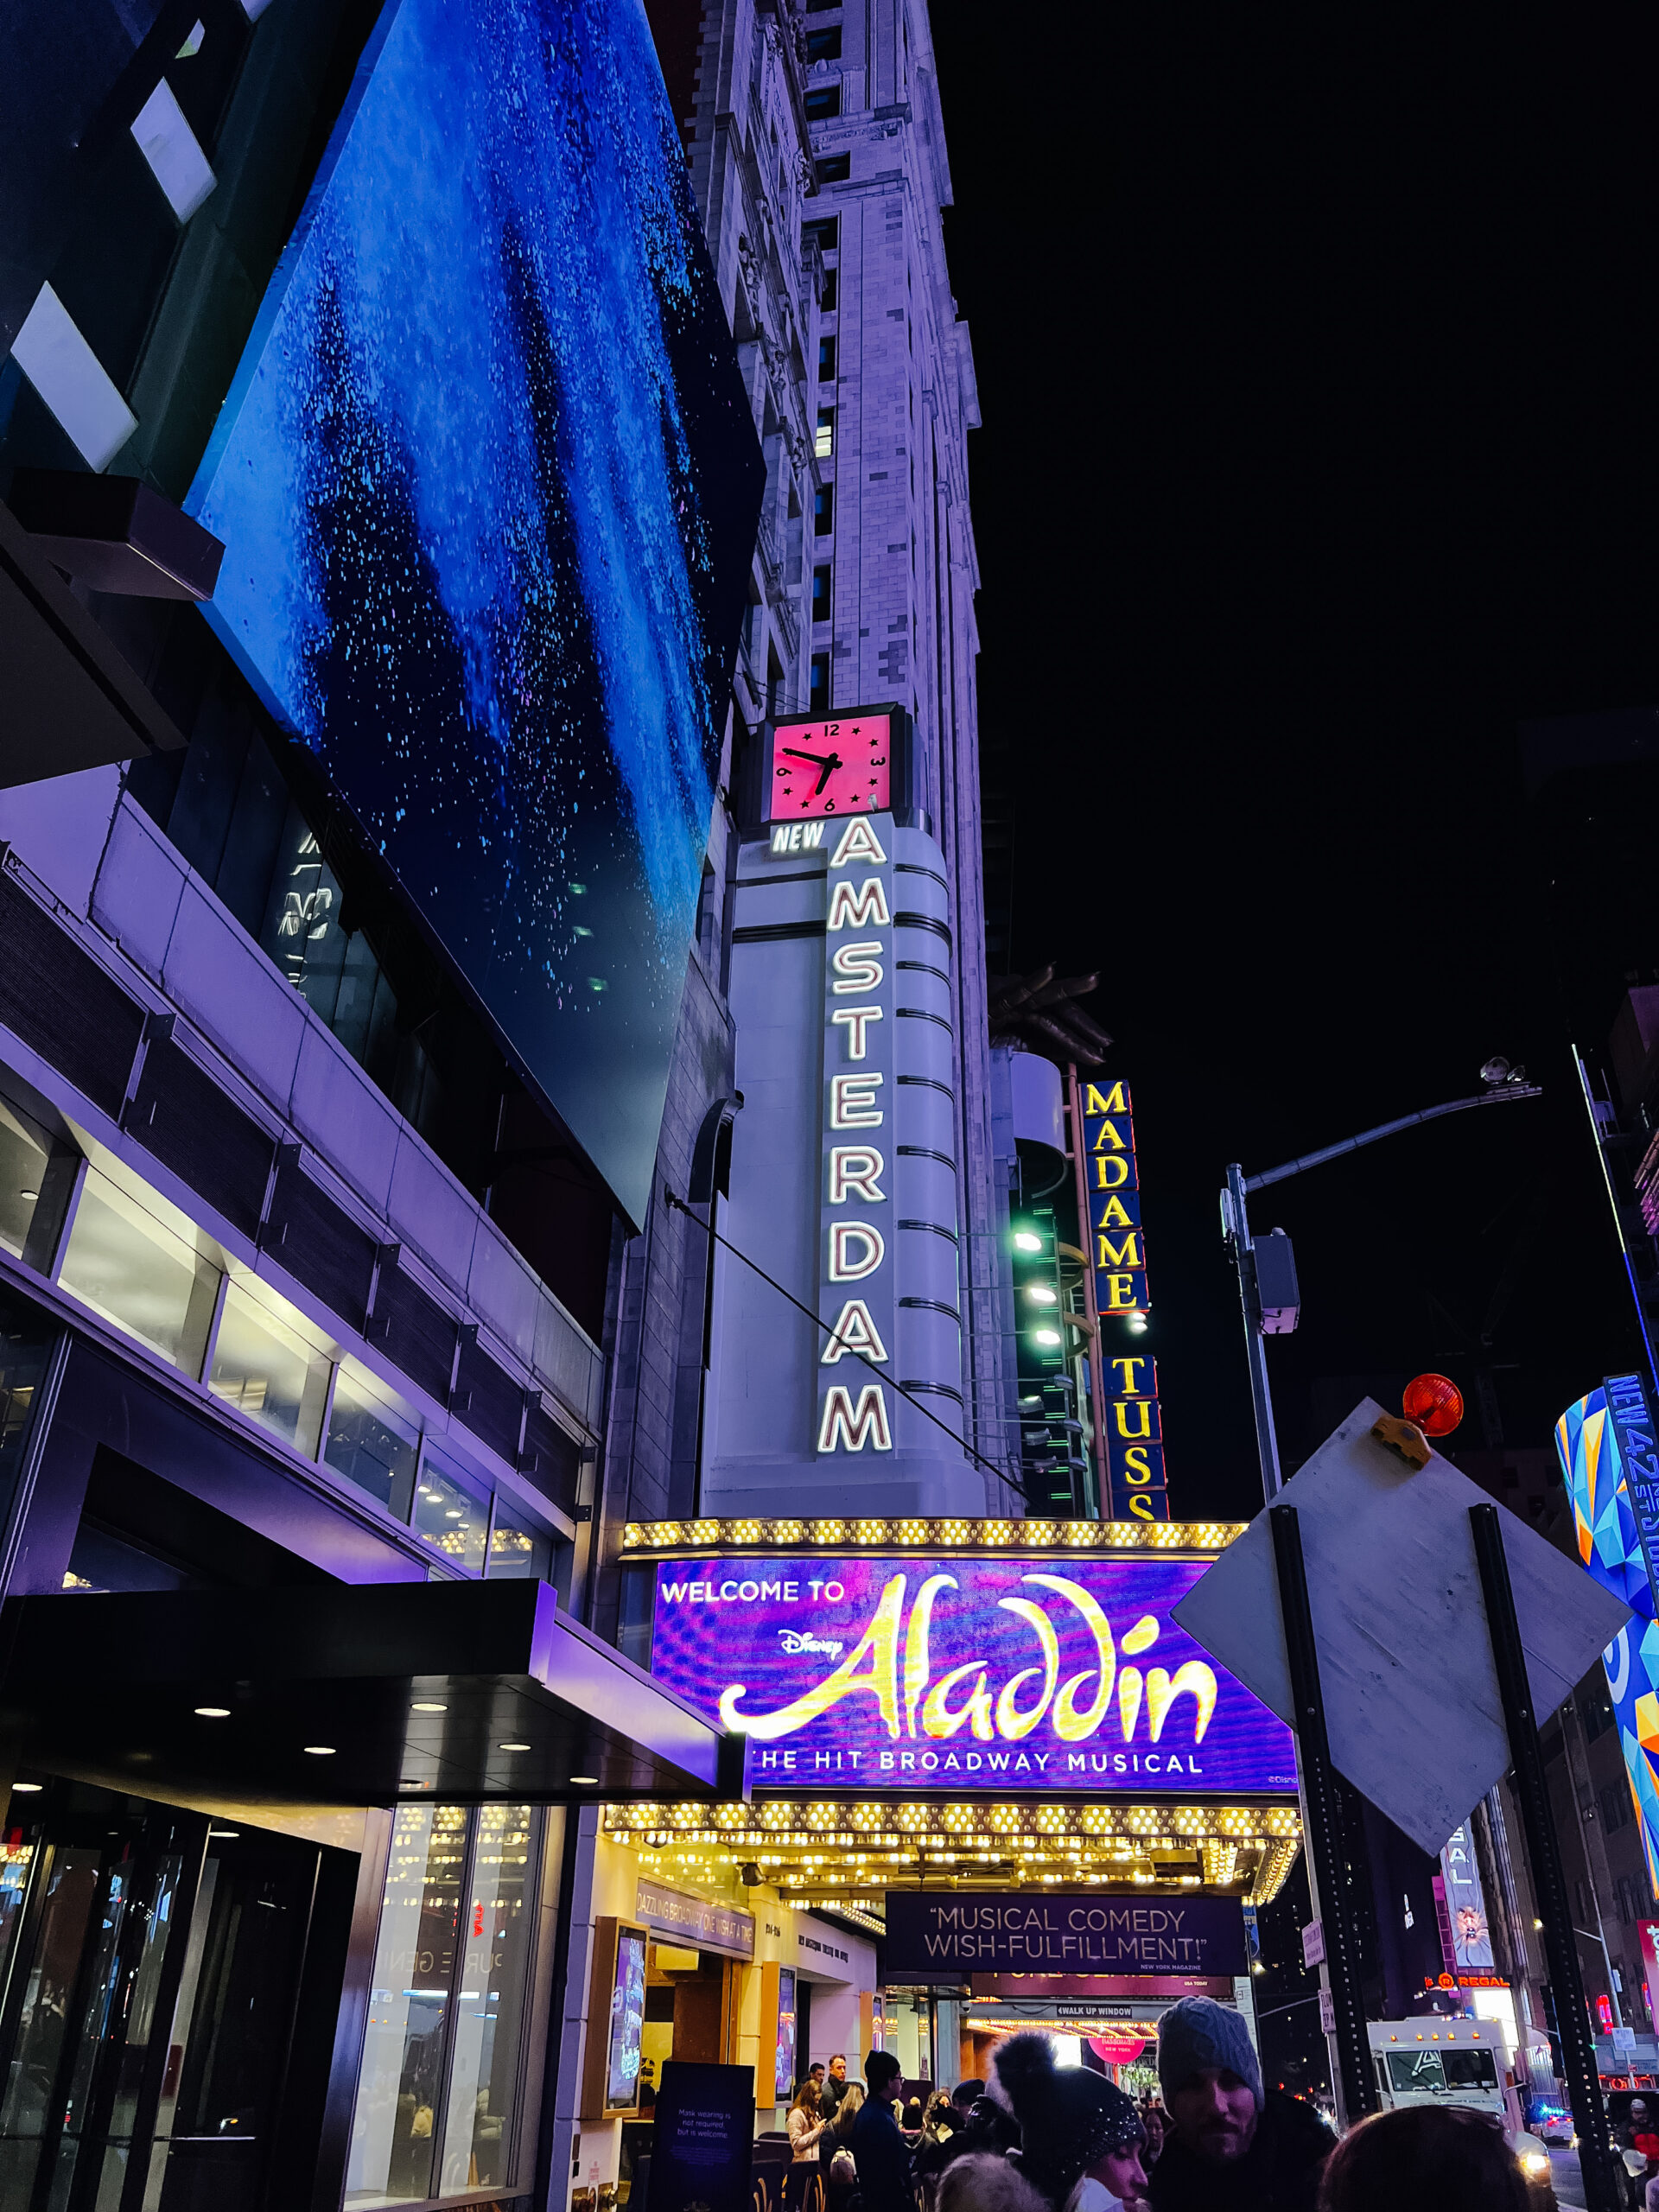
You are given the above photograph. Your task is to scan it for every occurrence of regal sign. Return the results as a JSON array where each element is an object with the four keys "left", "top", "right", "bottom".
[{"left": 649, "top": 1554, "right": 1299, "bottom": 1794}]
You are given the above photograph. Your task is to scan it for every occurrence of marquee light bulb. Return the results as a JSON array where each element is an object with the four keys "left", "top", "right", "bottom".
[
  {"left": 1027, "top": 1286, "right": 1058, "bottom": 1306},
  {"left": 1032, "top": 1328, "right": 1062, "bottom": 1347},
  {"left": 1013, "top": 1230, "right": 1043, "bottom": 1253}
]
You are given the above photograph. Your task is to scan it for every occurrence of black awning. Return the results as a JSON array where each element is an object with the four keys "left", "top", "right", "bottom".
[{"left": 0, "top": 1580, "right": 737, "bottom": 1808}]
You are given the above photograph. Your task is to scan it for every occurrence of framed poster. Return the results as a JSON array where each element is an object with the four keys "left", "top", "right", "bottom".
[
  {"left": 773, "top": 1967, "right": 798, "bottom": 2103},
  {"left": 582, "top": 1917, "right": 650, "bottom": 2119}
]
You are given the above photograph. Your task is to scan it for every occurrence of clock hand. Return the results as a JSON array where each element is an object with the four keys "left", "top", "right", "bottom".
[
  {"left": 813, "top": 752, "right": 843, "bottom": 795},
  {"left": 782, "top": 747, "right": 835, "bottom": 767}
]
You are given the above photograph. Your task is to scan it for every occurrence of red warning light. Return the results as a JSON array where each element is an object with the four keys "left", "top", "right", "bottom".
[{"left": 1403, "top": 1373, "right": 1464, "bottom": 1438}]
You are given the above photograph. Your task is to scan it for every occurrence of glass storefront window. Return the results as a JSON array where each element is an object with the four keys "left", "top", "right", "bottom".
[
  {"left": 486, "top": 1513, "right": 552, "bottom": 1580},
  {"left": 1, "top": 1296, "right": 61, "bottom": 1505},
  {"left": 347, "top": 1804, "right": 554, "bottom": 2210},
  {"left": 438, "top": 1805, "right": 538, "bottom": 2194},
  {"left": 208, "top": 1275, "right": 332, "bottom": 1455},
  {"left": 0, "top": 1089, "right": 75, "bottom": 1272},
  {"left": 346, "top": 1804, "right": 470, "bottom": 2208},
  {"left": 58, "top": 1167, "right": 220, "bottom": 1375},
  {"left": 0, "top": 1846, "right": 104, "bottom": 2201},
  {"left": 412, "top": 1451, "right": 487, "bottom": 1574},
  {"left": 326, "top": 1362, "right": 421, "bottom": 1517}
]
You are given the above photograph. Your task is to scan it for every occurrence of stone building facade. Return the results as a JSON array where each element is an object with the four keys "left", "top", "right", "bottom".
[{"left": 593, "top": 0, "right": 1013, "bottom": 1617}]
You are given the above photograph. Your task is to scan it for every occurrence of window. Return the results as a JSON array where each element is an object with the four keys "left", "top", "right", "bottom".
[
  {"left": 209, "top": 1275, "right": 332, "bottom": 1456},
  {"left": 806, "top": 27, "right": 842, "bottom": 60},
  {"left": 819, "top": 268, "right": 838, "bottom": 314},
  {"left": 803, "top": 216, "right": 839, "bottom": 252},
  {"left": 810, "top": 653, "right": 830, "bottom": 714},
  {"left": 413, "top": 1447, "right": 488, "bottom": 1573},
  {"left": 59, "top": 1167, "right": 220, "bottom": 1376},
  {"left": 1580, "top": 1685, "right": 1616, "bottom": 1741},
  {"left": 814, "top": 484, "right": 833, "bottom": 537},
  {"left": 812, "top": 565, "right": 832, "bottom": 623},
  {"left": 818, "top": 335, "right": 836, "bottom": 383},
  {"left": 327, "top": 1361, "right": 421, "bottom": 1516},
  {"left": 0, "top": 1089, "right": 75, "bottom": 1273},
  {"left": 486, "top": 1514, "right": 553, "bottom": 1580},
  {"left": 1386, "top": 2050, "right": 1444, "bottom": 2094},
  {"left": 815, "top": 154, "right": 849, "bottom": 185},
  {"left": 815, "top": 406, "right": 835, "bottom": 459},
  {"left": 1441, "top": 2049, "right": 1498, "bottom": 2090},
  {"left": 436, "top": 1805, "right": 541, "bottom": 2191},
  {"left": 1601, "top": 1783, "right": 1633, "bottom": 1833},
  {"left": 804, "top": 84, "right": 841, "bottom": 121}
]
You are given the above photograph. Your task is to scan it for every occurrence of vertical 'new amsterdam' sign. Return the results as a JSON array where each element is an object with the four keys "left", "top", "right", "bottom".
[
  {"left": 1079, "top": 1081, "right": 1169, "bottom": 1522},
  {"left": 817, "top": 816, "right": 899, "bottom": 1454}
]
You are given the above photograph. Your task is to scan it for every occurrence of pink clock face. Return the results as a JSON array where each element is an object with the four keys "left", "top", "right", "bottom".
[{"left": 769, "top": 715, "right": 892, "bottom": 818}]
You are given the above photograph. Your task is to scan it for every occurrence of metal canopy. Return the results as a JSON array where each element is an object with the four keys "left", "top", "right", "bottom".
[{"left": 0, "top": 1580, "right": 737, "bottom": 1808}]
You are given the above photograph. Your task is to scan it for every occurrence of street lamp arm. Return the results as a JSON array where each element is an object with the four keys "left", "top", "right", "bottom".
[{"left": 1242, "top": 1084, "right": 1543, "bottom": 1194}]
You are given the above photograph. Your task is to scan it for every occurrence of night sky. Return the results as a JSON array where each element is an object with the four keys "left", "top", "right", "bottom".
[{"left": 931, "top": 10, "right": 1659, "bottom": 1522}]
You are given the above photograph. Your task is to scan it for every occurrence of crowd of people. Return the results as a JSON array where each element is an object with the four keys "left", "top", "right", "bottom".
[{"left": 779, "top": 1998, "right": 1533, "bottom": 2212}]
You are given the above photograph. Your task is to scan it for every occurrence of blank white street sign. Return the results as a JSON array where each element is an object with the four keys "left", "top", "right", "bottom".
[{"left": 1173, "top": 1399, "right": 1630, "bottom": 1857}]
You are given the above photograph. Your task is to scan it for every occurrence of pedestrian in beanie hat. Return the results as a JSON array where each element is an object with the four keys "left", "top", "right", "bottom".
[
  {"left": 989, "top": 2031, "right": 1147, "bottom": 2212},
  {"left": 1155, "top": 1996, "right": 1262, "bottom": 2110},
  {"left": 1148, "top": 1997, "right": 1334, "bottom": 2212}
]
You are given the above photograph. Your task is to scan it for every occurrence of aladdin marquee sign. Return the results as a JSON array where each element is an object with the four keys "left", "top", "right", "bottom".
[{"left": 649, "top": 1554, "right": 1298, "bottom": 1795}]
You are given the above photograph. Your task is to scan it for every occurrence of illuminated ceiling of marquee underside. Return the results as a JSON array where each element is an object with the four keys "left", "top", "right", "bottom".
[
  {"left": 620, "top": 1518, "right": 1248, "bottom": 1554},
  {"left": 603, "top": 1798, "right": 1304, "bottom": 1913}
]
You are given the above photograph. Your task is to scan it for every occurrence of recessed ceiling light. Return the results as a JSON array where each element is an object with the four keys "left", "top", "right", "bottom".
[
  {"left": 499, "top": 1741, "right": 531, "bottom": 1751},
  {"left": 445, "top": 1510, "right": 463, "bottom": 1520},
  {"left": 11, "top": 1782, "right": 41, "bottom": 1794},
  {"left": 208, "top": 1828, "right": 239, "bottom": 1839},
  {"left": 410, "top": 1700, "right": 448, "bottom": 1713},
  {"left": 302, "top": 1745, "right": 336, "bottom": 1757},
  {"left": 194, "top": 1706, "right": 232, "bottom": 1718},
  {"left": 18, "top": 1189, "right": 38, "bottom": 1203},
  {"left": 569, "top": 1775, "right": 599, "bottom": 1786}
]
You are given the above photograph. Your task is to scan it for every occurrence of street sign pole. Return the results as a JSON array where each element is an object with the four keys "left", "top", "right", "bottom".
[
  {"left": 1270, "top": 1504, "right": 1378, "bottom": 2129},
  {"left": 1224, "top": 1163, "right": 1284, "bottom": 1503},
  {"left": 1470, "top": 1503, "right": 1622, "bottom": 2212}
]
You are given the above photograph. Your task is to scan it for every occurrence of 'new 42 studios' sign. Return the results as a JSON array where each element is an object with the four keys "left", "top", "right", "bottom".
[{"left": 650, "top": 1554, "right": 1298, "bottom": 1794}]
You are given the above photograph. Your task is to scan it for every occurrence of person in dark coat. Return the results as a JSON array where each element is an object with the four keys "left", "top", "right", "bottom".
[
  {"left": 988, "top": 2031, "right": 1149, "bottom": 2212},
  {"left": 1147, "top": 1997, "right": 1335, "bottom": 2212},
  {"left": 914, "top": 2081, "right": 1015, "bottom": 2189},
  {"left": 851, "top": 2051, "right": 914, "bottom": 2212},
  {"left": 821, "top": 2054, "right": 851, "bottom": 2121}
]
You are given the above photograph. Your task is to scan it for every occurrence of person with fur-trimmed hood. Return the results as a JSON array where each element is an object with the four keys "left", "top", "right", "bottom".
[{"left": 984, "top": 2031, "right": 1150, "bottom": 2212}]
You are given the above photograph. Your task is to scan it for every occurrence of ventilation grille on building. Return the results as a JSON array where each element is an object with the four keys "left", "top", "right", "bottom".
[
  {"left": 125, "top": 1035, "right": 275, "bottom": 1238},
  {"left": 453, "top": 1334, "right": 525, "bottom": 1463},
  {"left": 519, "top": 1399, "right": 581, "bottom": 1516},
  {"left": 0, "top": 872, "right": 144, "bottom": 1116},
  {"left": 372, "top": 1260, "right": 459, "bottom": 1404},
  {"left": 264, "top": 1152, "right": 376, "bottom": 1332}
]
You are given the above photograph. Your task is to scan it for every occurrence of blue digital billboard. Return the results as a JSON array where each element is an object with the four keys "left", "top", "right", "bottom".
[{"left": 188, "top": 0, "right": 761, "bottom": 1224}]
